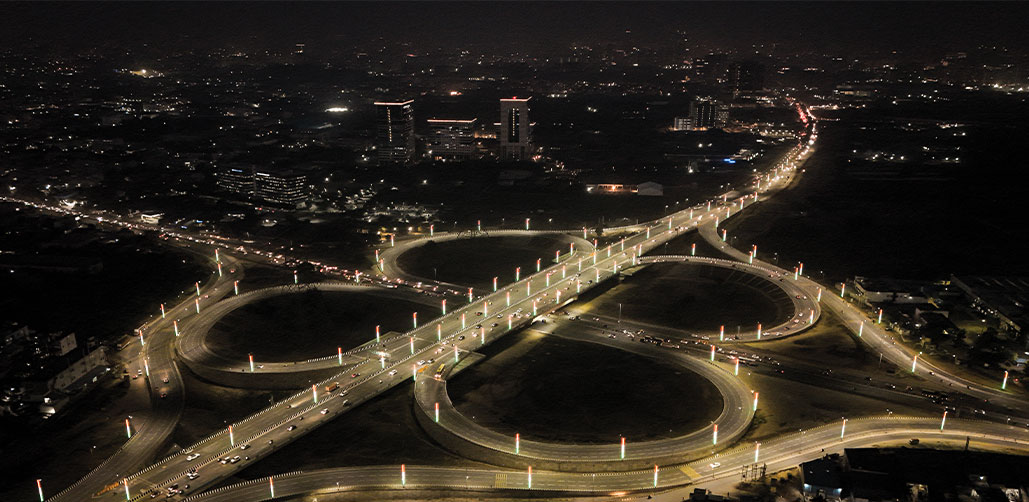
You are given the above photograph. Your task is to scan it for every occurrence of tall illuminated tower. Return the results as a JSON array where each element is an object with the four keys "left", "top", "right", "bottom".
[
  {"left": 375, "top": 99, "right": 416, "bottom": 165},
  {"left": 500, "top": 97, "right": 532, "bottom": 160}
]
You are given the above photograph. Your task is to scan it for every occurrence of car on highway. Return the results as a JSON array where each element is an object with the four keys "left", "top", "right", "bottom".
[
  {"left": 709, "top": 462, "right": 721, "bottom": 469},
  {"left": 321, "top": 408, "right": 329, "bottom": 415},
  {"left": 240, "top": 444, "right": 250, "bottom": 450},
  {"left": 350, "top": 373, "right": 360, "bottom": 378},
  {"left": 185, "top": 453, "right": 200, "bottom": 461},
  {"left": 162, "top": 376, "right": 169, "bottom": 383},
  {"left": 287, "top": 425, "right": 297, "bottom": 431},
  {"left": 388, "top": 369, "right": 398, "bottom": 376}
]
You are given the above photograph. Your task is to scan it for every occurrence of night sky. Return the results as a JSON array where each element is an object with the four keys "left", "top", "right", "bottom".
[{"left": 4, "top": 1, "right": 1029, "bottom": 56}]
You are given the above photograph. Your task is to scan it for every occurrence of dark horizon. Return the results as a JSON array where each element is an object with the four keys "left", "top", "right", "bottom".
[{"left": 4, "top": 1, "right": 1029, "bottom": 57}]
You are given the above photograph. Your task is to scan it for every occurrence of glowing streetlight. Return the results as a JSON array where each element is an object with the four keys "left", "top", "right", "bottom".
[
  {"left": 36, "top": 479, "right": 44, "bottom": 502},
  {"left": 877, "top": 308, "right": 883, "bottom": 324},
  {"left": 719, "top": 325, "right": 724, "bottom": 342},
  {"left": 467, "top": 287, "right": 473, "bottom": 303},
  {"left": 390, "top": 234, "right": 394, "bottom": 247},
  {"left": 654, "top": 465, "right": 659, "bottom": 487},
  {"left": 515, "top": 266, "right": 520, "bottom": 281},
  {"left": 536, "top": 258, "right": 541, "bottom": 272},
  {"left": 125, "top": 418, "right": 132, "bottom": 438},
  {"left": 217, "top": 262, "right": 222, "bottom": 277},
  {"left": 124, "top": 479, "right": 131, "bottom": 501},
  {"left": 840, "top": 418, "right": 847, "bottom": 438},
  {"left": 401, "top": 464, "right": 406, "bottom": 486},
  {"left": 293, "top": 271, "right": 298, "bottom": 284},
  {"left": 527, "top": 466, "right": 532, "bottom": 489},
  {"left": 229, "top": 424, "right": 235, "bottom": 446},
  {"left": 1003, "top": 370, "right": 1009, "bottom": 390},
  {"left": 493, "top": 276, "right": 498, "bottom": 292},
  {"left": 734, "top": 357, "right": 740, "bottom": 376},
  {"left": 691, "top": 243, "right": 696, "bottom": 256},
  {"left": 441, "top": 299, "right": 446, "bottom": 315},
  {"left": 234, "top": 280, "right": 239, "bottom": 295},
  {"left": 816, "top": 288, "right": 822, "bottom": 301},
  {"left": 754, "top": 442, "right": 760, "bottom": 463},
  {"left": 160, "top": 303, "right": 165, "bottom": 319},
  {"left": 753, "top": 391, "right": 759, "bottom": 411},
  {"left": 375, "top": 325, "right": 380, "bottom": 344},
  {"left": 756, "top": 322, "right": 762, "bottom": 339},
  {"left": 410, "top": 337, "right": 415, "bottom": 355},
  {"left": 435, "top": 402, "right": 439, "bottom": 422},
  {"left": 712, "top": 424, "right": 718, "bottom": 445},
  {"left": 195, "top": 282, "right": 201, "bottom": 296},
  {"left": 940, "top": 410, "right": 948, "bottom": 430},
  {"left": 506, "top": 291, "right": 511, "bottom": 306},
  {"left": 194, "top": 298, "right": 200, "bottom": 314},
  {"left": 461, "top": 313, "right": 466, "bottom": 329},
  {"left": 515, "top": 432, "right": 520, "bottom": 453},
  {"left": 840, "top": 283, "right": 846, "bottom": 297},
  {"left": 858, "top": 321, "right": 864, "bottom": 337},
  {"left": 710, "top": 345, "right": 716, "bottom": 361},
  {"left": 721, "top": 229, "right": 727, "bottom": 242},
  {"left": 430, "top": 224, "right": 434, "bottom": 236},
  {"left": 312, "top": 384, "right": 318, "bottom": 404},
  {"left": 437, "top": 324, "right": 442, "bottom": 341},
  {"left": 525, "top": 218, "right": 530, "bottom": 230},
  {"left": 413, "top": 312, "right": 418, "bottom": 329},
  {"left": 477, "top": 219, "right": 481, "bottom": 232},
  {"left": 268, "top": 477, "right": 274, "bottom": 498},
  {"left": 620, "top": 436, "right": 626, "bottom": 459},
  {"left": 912, "top": 353, "right": 920, "bottom": 373}
]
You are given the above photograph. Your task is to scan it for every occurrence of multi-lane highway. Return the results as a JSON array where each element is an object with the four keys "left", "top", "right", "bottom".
[
  {"left": 179, "top": 416, "right": 1029, "bottom": 501},
  {"left": 48, "top": 254, "right": 241, "bottom": 502},
  {"left": 51, "top": 120, "right": 812, "bottom": 502},
  {"left": 47, "top": 107, "right": 1029, "bottom": 502}
]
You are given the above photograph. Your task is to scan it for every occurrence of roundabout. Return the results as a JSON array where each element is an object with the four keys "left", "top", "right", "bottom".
[
  {"left": 380, "top": 229, "right": 595, "bottom": 290},
  {"left": 413, "top": 323, "right": 755, "bottom": 472},
  {"left": 176, "top": 282, "right": 441, "bottom": 388}
]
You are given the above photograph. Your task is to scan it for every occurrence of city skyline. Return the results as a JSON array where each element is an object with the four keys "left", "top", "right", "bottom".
[{"left": 2, "top": 3, "right": 1028, "bottom": 502}]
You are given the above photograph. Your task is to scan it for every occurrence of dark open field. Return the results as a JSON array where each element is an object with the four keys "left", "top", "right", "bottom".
[
  {"left": 207, "top": 290, "right": 430, "bottom": 362},
  {"left": 592, "top": 262, "right": 791, "bottom": 333},
  {"left": 396, "top": 234, "right": 575, "bottom": 290},
  {"left": 448, "top": 329, "right": 723, "bottom": 444}
]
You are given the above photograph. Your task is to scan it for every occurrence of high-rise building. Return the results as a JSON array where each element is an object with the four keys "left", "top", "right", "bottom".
[
  {"left": 254, "top": 170, "right": 307, "bottom": 207},
  {"left": 499, "top": 97, "right": 532, "bottom": 161},
  {"left": 729, "top": 61, "right": 766, "bottom": 95},
  {"left": 375, "top": 100, "right": 416, "bottom": 165},
  {"left": 685, "top": 99, "right": 729, "bottom": 130},
  {"left": 426, "top": 118, "right": 477, "bottom": 161},
  {"left": 216, "top": 166, "right": 255, "bottom": 196}
]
